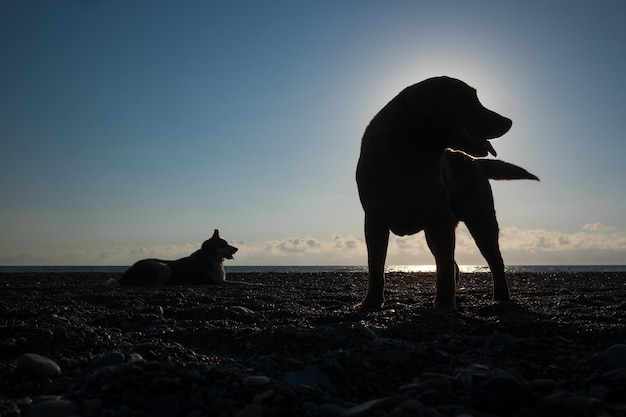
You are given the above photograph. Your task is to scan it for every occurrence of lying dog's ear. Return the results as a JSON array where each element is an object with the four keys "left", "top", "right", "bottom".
[{"left": 212, "top": 229, "right": 220, "bottom": 238}]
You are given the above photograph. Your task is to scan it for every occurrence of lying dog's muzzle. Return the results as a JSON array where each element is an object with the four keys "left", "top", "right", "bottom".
[{"left": 224, "top": 247, "right": 238, "bottom": 260}]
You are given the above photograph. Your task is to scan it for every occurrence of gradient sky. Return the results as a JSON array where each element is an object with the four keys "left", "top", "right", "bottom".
[{"left": 2, "top": 1, "right": 626, "bottom": 266}]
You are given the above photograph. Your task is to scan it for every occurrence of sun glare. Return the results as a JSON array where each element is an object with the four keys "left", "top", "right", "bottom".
[{"left": 386, "top": 265, "right": 491, "bottom": 273}]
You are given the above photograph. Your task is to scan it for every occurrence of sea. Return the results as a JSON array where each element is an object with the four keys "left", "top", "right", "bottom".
[{"left": 1, "top": 265, "right": 626, "bottom": 274}]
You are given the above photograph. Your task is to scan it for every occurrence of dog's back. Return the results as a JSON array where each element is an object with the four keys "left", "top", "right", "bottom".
[{"left": 118, "top": 259, "right": 172, "bottom": 286}]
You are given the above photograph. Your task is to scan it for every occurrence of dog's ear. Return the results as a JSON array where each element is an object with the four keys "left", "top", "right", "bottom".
[
  {"left": 406, "top": 80, "right": 444, "bottom": 122},
  {"left": 212, "top": 229, "right": 220, "bottom": 238}
]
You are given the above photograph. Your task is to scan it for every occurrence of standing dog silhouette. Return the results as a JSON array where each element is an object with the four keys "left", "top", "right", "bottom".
[{"left": 356, "top": 76, "right": 538, "bottom": 310}]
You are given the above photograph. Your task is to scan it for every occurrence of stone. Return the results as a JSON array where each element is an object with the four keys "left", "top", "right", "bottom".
[
  {"left": 149, "top": 393, "right": 180, "bottom": 417},
  {"left": 341, "top": 396, "right": 404, "bottom": 417},
  {"left": 17, "top": 353, "right": 61, "bottom": 378},
  {"left": 284, "top": 366, "right": 333, "bottom": 390},
  {"left": 235, "top": 403, "right": 263, "bottom": 417},
  {"left": 243, "top": 375, "right": 271, "bottom": 387},
  {"left": 563, "top": 396, "right": 594, "bottom": 417},
  {"left": 23, "top": 399, "right": 80, "bottom": 417},
  {"left": 602, "top": 344, "right": 626, "bottom": 370},
  {"left": 479, "top": 374, "right": 524, "bottom": 409},
  {"left": 86, "top": 351, "right": 125, "bottom": 370}
]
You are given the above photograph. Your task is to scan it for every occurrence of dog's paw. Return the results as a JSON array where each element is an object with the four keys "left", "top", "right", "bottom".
[
  {"left": 354, "top": 298, "right": 385, "bottom": 312},
  {"left": 433, "top": 297, "right": 458, "bottom": 310}
]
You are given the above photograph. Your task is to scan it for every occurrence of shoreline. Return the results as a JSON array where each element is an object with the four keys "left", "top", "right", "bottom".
[{"left": 2, "top": 264, "right": 626, "bottom": 274}]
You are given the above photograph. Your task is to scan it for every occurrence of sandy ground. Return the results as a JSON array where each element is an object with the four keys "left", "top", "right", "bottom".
[{"left": 1, "top": 271, "right": 625, "bottom": 416}]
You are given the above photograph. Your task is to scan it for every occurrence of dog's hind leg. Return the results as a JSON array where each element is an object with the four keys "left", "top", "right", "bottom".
[
  {"left": 425, "top": 225, "right": 458, "bottom": 309},
  {"left": 426, "top": 233, "right": 460, "bottom": 286},
  {"left": 424, "top": 205, "right": 459, "bottom": 309},
  {"left": 358, "top": 213, "right": 390, "bottom": 310},
  {"left": 464, "top": 216, "right": 510, "bottom": 301}
]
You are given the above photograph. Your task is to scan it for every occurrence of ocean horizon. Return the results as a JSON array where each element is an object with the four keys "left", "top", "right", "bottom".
[{"left": 1, "top": 265, "right": 626, "bottom": 274}]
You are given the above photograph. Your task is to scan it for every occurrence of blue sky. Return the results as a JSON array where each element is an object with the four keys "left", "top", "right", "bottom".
[{"left": 1, "top": 1, "right": 626, "bottom": 266}]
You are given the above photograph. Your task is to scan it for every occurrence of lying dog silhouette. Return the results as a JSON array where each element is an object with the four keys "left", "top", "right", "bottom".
[
  {"left": 356, "top": 76, "right": 538, "bottom": 309},
  {"left": 116, "top": 229, "right": 248, "bottom": 286}
]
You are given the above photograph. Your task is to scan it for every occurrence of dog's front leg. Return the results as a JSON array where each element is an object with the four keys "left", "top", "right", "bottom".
[
  {"left": 357, "top": 213, "right": 390, "bottom": 310},
  {"left": 426, "top": 222, "right": 457, "bottom": 309}
]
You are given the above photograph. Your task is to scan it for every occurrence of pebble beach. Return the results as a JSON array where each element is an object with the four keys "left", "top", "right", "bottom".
[{"left": 1, "top": 271, "right": 625, "bottom": 417}]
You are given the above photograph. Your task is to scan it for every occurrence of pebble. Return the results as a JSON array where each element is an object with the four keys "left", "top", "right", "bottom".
[
  {"left": 185, "top": 367, "right": 203, "bottom": 382},
  {"left": 231, "top": 305, "right": 256, "bottom": 314},
  {"left": 356, "top": 324, "right": 378, "bottom": 340},
  {"left": 235, "top": 403, "right": 264, "bottom": 417},
  {"left": 341, "top": 396, "right": 404, "bottom": 417},
  {"left": 17, "top": 353, "right": 61, "bottom": 378},
  {"left": 528, "top": 378, "right": 557, "bottom": 393},
  {"left": 253, "top": 389, "right": 274, "bottom": 403},
  {"left": 284, "top": 366, "right": 333, "bottom": 390},
  {"left": 317, "top": 403, "right": 348, "bottom": 417},
  {"left": 243, "top": 375, "right": 271, "bottom": 386},
  {"left": 563, "top": 395, "right": 594, "bottom": 417},
  {"left": 23, "top": 399, "right": 80, "bottom": 417},
  {"left": 479, "top": 374, "right": 525, "bottom": 408},
  {"left": 602, "top": 344, "right": 626, "bottom": 370},
  {"left": 149, "top": 393, "right": 180, "bottom": 417},
  {"left": 87, "top": 351, "right": 125, "bottom": 370}
]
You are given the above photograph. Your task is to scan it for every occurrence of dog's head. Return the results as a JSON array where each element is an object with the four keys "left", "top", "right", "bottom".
[
  {"left": 408, "top": 76, "right": 512, "bottom": 157},
  {"left": 201, "top": 229, "right": 238, "bottom": 260}
]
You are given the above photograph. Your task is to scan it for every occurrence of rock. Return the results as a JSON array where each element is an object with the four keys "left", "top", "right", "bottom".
[
  {"left": 24, "top": 399, "right": 80, "bottom": 417},
  {"left": 185, "top": 367, "right": 203, "bottom": 382},
  {"left": 150, "top": 377, "right": 181, "bottom": 393},
  {"left": 356, "top": 324, "right": 378, "bottom": 340},
  {"left": 528, "top": 378, "right": 557, "bottom": 393},
  {"left": 397, "top": 399, "right": 424, "bottom": 414},
  {"left": 253, "top": 389, "right": 274, "bottom": 403},
  {"left": 563, "top": 396, "right": 594, "bottom": 417},
  {"left": 235, "top": 403, "right": 263, "bottom": 417},
  {"left": 231, "top": 305, "right": 256, "bottom": 314},
  {"left": 284, "top": 366, "right": 333, "bottom": 390},
  {"left": 478, "top": 374, "right": 525, "bottom": 410},
  {"left": 243, "top": 375, "right": 271, "bottom": 387},
  {"left": 86, "top": 351, "right": 125, "bottom": 370},
  {"left": 318, "top": 403, "right": 348, "bottom": 417},
  {"left": 17, "top": 353, "right": 61, "bottom": 378},
  {"left": 602, "top": 344, "right": 626, "bottom": 370},
  {"left": 588, "top": 384, "right": 609, "bottom": 401},
  {"left": 149, "top": 393, "right": 180, "bottom": 417},
  {"left": 341, "top": 396, "right": 404, "bottom": 417},
  {"left": 454, "top": 369, "right": 473, "bottom": 392}
]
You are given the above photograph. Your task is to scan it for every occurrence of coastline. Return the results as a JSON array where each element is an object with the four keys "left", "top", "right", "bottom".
[
  {"left": 1, "top": 264, "right": 626, "bottom": 274},
  {"left": 1, "top": 271, "right": 625, "bottom": 416}
]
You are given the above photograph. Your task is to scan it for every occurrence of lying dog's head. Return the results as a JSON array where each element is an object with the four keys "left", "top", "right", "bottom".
[
  {"left": 201, "top": 229, "right": 238, "bottom": 260},
  {"left": 407, "top": 76, "right": 512, "bottom": 157}
]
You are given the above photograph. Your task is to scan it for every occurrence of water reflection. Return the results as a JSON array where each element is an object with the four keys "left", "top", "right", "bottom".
[{"left": 385, "top": 265, "right": 491, "bottom": 273}]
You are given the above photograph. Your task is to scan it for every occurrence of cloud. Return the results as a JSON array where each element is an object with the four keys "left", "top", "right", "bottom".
[
  {"left": 582, "top": 222, "right": 613, "bottom": 232},
  {"left": 238, "top": 234, "right": 367, "bottom": 265},
  {"left": 2, "top": 223, "right": 626, "bottom": 266},
  {"left": 499, "top": 223, "right": 626, "bottom": 253}
]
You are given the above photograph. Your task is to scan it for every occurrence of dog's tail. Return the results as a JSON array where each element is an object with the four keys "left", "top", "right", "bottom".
[{"left": 478, "top": 159, "right": 540, "bottom": 181}]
